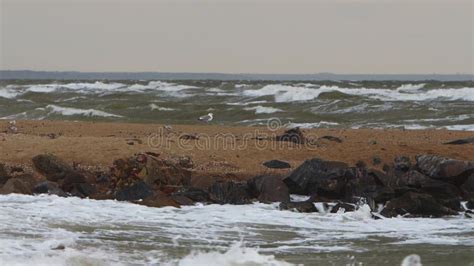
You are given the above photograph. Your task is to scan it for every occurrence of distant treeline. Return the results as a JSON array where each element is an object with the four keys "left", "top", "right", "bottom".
[{"left": 0, "top": 70, "right": 472, "bottom": 81}]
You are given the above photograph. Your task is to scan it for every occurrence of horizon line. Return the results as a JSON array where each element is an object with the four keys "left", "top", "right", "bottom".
[{"left": 1, "top": 69, "right": 473, "bottom": 76}]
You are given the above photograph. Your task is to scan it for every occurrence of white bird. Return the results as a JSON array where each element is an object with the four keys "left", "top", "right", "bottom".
[{"left": 198, "top": 112, "right": 213, "bottom": 123}]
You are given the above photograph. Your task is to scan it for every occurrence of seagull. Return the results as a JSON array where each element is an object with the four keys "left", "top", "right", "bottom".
[{"left": 198, "top": 112, "right": 213, "bottom": 123}]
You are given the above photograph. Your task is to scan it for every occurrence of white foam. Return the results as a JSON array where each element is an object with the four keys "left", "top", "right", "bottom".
[
  {"left": 178, "top": 242, "right": 292, "bottom": 266},
  {"left": 396, "top": 84, "right": 425, "bottom": 92},
  {"left": 45, "top": 105, "right": 122, "bottom": 117},
  {"left": 444, "top": 124, "right": 474, "bottom": 131},
  {"left": 242, "top": 84, "right": 474, "bottom": 102},
  {"left": 149, "top": 103, "right": 175, "bottom": 111},
  {"left": 0, "top": 88, "right": 21, "bottom": 99},
  {"left": 244, "top": 105, "right": 283, "bottom": 114},
  {"left": 243, "top": 84, "right": 335, "bottom": 102},
  {"left": 226, "top": 100, "right": 268, "bottom": 106},
  {"left": 0, "top": 194, "right": 472, "bottom": 265},
  {"left": 286, "top": 121, "right": 340, "bottom": 128}
]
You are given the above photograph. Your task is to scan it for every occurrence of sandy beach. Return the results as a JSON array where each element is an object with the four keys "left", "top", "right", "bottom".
[{"left": 1, "top": 120, "right": 473, "bottom": 179}]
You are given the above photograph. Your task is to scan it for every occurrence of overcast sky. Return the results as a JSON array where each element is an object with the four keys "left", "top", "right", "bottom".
[{"left": 1, "top": 0, "right": 472, "bottom": 74}]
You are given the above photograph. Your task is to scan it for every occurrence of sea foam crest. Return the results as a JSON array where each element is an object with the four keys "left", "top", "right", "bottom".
[
  {"left": 178, "top": 242, "right": 293, "bottom": 266},
  {"left": 243, "top": 105, "right": 283, "bottom": 114},
  {"left": 242, "top": 84, "right": 474, "bottom": 102},
  {"left": 45, "top": 105, "right": 122, "bottom": 117}
]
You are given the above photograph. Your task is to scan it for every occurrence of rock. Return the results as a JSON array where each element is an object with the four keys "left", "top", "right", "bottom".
[
  {"left": 172, "top": 187, "right": 210, "bottom": 202},
  {"left": 247, "top": 176, "right": 290, "bottom": 203},
  {"left": 208, "top": 181, "right": 252, "bottom": 204},
  {"left": 60, "top": 171, "right": 86, "bottom": 192},
  {"left": 275, "top": 128, "right": 305, "bottom": 144},
  {"left": 382, "top": 164, "right": 391, "bottom": 173},
  {"left": 279, "top": 201, "right": 318, "bottom": 213},
  {"left": 139, "top": 194, "right": 181, "bottom": 208},
  {"left": 319, "top": 136, "right": 343, "bottom": 143},
  {"left": 438, "top": 198, "right": 463, "bottom": 212},
  {"left": 394, "top": 156, "right": 411, "bottom": 172},
  {"left": 180, "top": 134, "right": 199, "bottom": 140},
  {"left": 32, "top": 154, "right": 74, "bottom": 181},
  {"left": 115, "top": 181, "right": 153, "bottom": 201},
  {"left": 262, "top": 160, "right": 291, "bottom": 169},
  {"left": 443, "top": 137, "right": 474, "bottom": 145},
  {"left": 110, "top": 154, "right": 192, "bottom": 190},
  {"left": 283, "top": 158, "right": 352, "bottom": 197},
  {"left": 74, "top": 183, "right": 97, "bottom": 197},
  {"left": 135, "top": 155, "right": 192, "bottom": 187},
  {"left": 415, "top": 154, "right": 474, "bottom": 185},
  {"left": 466, "top": 200, "right": 474, "bottom": 210},
  {"left": 380, "top": 192, "right": 458, "bottom": 218},
  {"left": 169, "top": 195, "right": 195, "bottom": 205},
  {"left": 372, "top": 156, "right": 382, "bottom": 166},
  {"left": 330, "top": 202, "right": 356, "bottom": 213},
  {"left": 0, "top": 163, "right": 11, "bottom": 185},
  {"left": 461, "top": 174, "right": 474, "bottom": 197},
  {"left": 10, "top": 166, "right": 24, "bottom": 174},
  {"left": 0, "top": 178, "right": 32, "bottom": 195},
  {"left": 175, "top": 156, "right": 194, "bottom": 169},
  {"left": 33, "top": 181, "right": 67, "bottom": 196}
]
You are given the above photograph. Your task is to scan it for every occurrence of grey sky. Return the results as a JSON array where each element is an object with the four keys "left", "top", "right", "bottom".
[{"left": 1, "top": 0, "right": 473, "bottom": 74}]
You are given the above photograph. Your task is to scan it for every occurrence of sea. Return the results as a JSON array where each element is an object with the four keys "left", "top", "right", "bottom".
[
  {"left": 0, "top": 80, "right": 473, "bottom": 130},
  {"left": 1, "top": 80, "right": 474, "bottom": 265},
  {"left": 1, "top": 194, "right": 473, "bottom": 265}
]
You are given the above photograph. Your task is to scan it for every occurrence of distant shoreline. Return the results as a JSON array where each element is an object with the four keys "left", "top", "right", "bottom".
[{"left": 1, "top": 70, "right": 473, "bottom": 81}]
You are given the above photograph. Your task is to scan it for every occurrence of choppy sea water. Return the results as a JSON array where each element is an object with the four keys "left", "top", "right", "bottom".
[
  {"left": 1, "top": 194, "right": 473, "bottom": 265},
  {"left": 0, "top": 80, "right": 473, "bottom": 130}
]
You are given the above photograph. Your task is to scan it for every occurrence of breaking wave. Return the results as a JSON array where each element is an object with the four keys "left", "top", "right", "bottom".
[
  {"left": 242, "top": 84, "right": 474, "bottom": 102},
  {"left": 244, "top": 105, "right": 283, "bottom": 114},
  {"left": 0, "top": 194, "right": 471, "bottom": 265},
  {"left": 44, "top": 105, "right": 122, "bottom": 117}
]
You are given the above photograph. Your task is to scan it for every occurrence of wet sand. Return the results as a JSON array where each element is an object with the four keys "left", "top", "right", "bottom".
[{"left": 1, "top": 120, "right": 473, "bottom": 179}]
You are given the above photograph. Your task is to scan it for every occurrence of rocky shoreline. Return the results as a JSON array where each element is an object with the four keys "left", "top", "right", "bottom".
[{"left": 1, "top": 150, "right": 473, "bottom": 218}]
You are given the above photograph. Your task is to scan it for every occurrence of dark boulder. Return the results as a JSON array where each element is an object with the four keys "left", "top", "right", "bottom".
[
  {"left": 461, "top": 174, "right": 474, "bottom": 198},
  {"left": 319, "top": 136, "right": 343, "bottom": 143},
  {"left": 372, "top": 156, "right": 382, "bottom": 166},
  {"left": 0, "top": 178, "right": 32, "bottom": 195},
  {"left": 33, "top": 181, "right": 67, "bottom": 196},
  {"left": 279, "top": 201, "right": 318, "bottom": 213},
  {"left": 443, "top": 137, "right": 474, "bottom": 145},
  {"left": 247, "top": 176, "right": 290, "bottom": 203},
  {"left": 466, "top": 200, "right": 474, "bottom": 210},
  {"left": 380, "top": 192, "right": 458, "bottom": 218},
  {"left": 172, "top": 187, "right": 210, "bottom": 202},
  {"left": 283, "top": 158, "right": 355, "bottom": 198},
  {"left": 74, "top": 183, "right": 97, "bottom": 198},
  {"left": 115, "top": 181, "right": 153, "bottom": 201},
  {"left": 60, "top": 171, "right": 86, "bottom": 192},
  {"left": 208, "top": 181, "right": 252, "bottom": 204},
  {"left": 262, "top": 160, "right": 291, "bottom": 169},
  {"left": 415, "top": 155, "right": 474, "bottom": 185},
  {"left": 0, "top": 163, "right": 10, "bottom": 185},
  {"left": 32, "top": 154, "right": 74, "bottom": 181},
  {"left": 169, "top": 195, "right": 195, "bottom": 205},
  {"left": 135, "top": 154, "right": 192, "bottom": 187},
  {"left": 394, "top": 156, "right": 411, "bottom": 172},
  {"left": 138, "top": 193, "right": 181, "bottom": 208},
  {"left": 330, "top": 202, "right": 356, "bottom": 213},
  {"left": 275, "top": 128, "right": 305, "bottom": 144}
]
